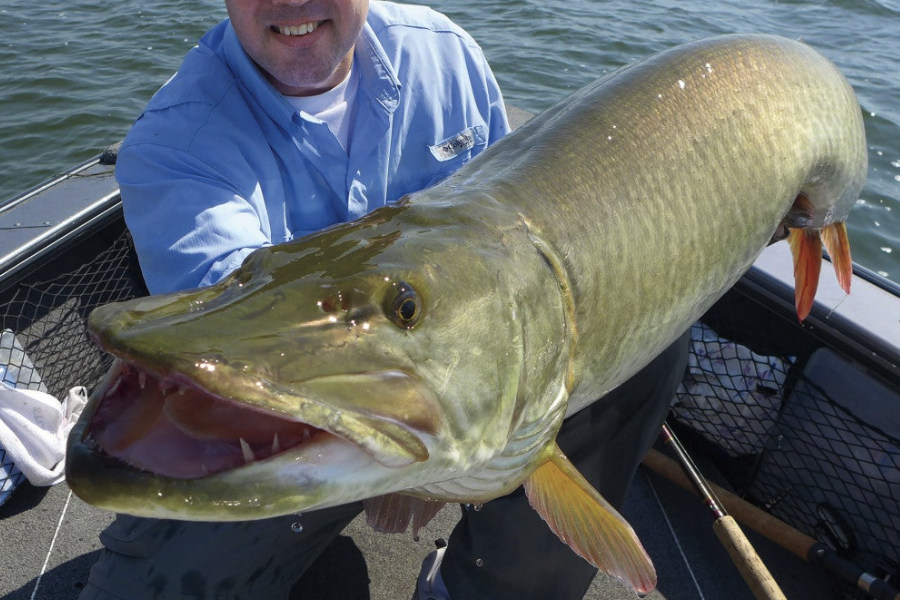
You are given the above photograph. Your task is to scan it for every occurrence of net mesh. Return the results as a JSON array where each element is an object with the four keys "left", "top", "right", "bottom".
[
  {"left": 672, "top": 316, "right": 900, "bottom": 583},
  {"left": 0, "top": 228, "right": 146, "bottom": 399}
]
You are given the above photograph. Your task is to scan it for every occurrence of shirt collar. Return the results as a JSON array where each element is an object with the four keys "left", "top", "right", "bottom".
[{"left": 354, "top": 20, "right": 401, "bottom": 113}]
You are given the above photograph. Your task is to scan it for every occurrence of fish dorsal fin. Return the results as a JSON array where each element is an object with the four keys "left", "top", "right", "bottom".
[
  {"left": 524, "top": 443, "right": 656, "bottom": 595},
  {"left": 363, "top": 493, "right": 446, "bottom": 539}
]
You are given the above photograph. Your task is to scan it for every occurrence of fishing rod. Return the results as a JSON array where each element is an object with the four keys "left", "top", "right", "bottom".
[
  {"left": 656, "top": 422, "right": 787, "bottom": 600},
  {"left": 645, "top": 424, "right": 900, "bottom": 600}
]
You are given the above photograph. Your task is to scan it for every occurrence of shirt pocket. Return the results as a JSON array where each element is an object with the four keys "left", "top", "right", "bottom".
[{"left": 423, "top": 125, "right": 487, "bottom": 187}]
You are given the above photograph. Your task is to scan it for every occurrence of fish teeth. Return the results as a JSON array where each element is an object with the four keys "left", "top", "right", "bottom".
[
  {"left": 138, "top": 372, "right": 146, "bottom": 389},
  {"left": 272, "top": 433, "right": 281, "bottom": 454},
  {"left": 240, "top": 438, "right": 255, "bottom": 463}
]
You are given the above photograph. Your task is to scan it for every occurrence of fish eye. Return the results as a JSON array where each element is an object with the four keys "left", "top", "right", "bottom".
[{"left": 387, "top": 282, "right": 422, "bottom": 329}]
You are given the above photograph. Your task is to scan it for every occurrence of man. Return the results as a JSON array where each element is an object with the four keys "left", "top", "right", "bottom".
[
  {"left": 115, "top": 0, "right": 507, "bottom": 295},
  {"left": 81, "top": 1, "right": 687, "bottom": 598}
]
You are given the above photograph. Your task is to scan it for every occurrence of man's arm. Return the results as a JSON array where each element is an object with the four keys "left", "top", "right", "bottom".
[{"left": 117, "top": 143, "right": 272, "bottom": 295}]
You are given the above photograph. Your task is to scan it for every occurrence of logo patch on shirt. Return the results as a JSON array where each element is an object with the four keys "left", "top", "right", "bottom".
[{"left": 428, "top": 126, "right": 485, "bottom": 162}]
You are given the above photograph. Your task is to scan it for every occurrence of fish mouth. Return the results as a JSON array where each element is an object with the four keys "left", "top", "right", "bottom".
[
  {"left": 76, "top": 358, "right": 439, "bottom": 481},
  {"left": 80, "top": 360, "right": 325, "bottom": 480}
]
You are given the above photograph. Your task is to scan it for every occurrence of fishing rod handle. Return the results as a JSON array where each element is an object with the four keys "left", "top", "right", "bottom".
[
  {"left": 643, "top": 449, "right": 816, "bottom": 559},
  {"left": 714, "top": 515, "right": 788, "bottom": 600},
  {"left": 645, "top": 449, "right": 900, "bottom": 600}
]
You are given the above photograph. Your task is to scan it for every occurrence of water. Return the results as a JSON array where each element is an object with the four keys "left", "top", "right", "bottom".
[{"left": 1, "top": 0, "right": 898, "bottom": 279}]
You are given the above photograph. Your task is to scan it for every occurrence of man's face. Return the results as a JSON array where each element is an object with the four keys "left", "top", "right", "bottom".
[{"left": 226, "top": 0, "right": 368, "bottom": 96}]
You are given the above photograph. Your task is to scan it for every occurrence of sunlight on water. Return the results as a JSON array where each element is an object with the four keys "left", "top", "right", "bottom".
[{"left": 0, "top": 0, "right": 898, "bottom": 280}]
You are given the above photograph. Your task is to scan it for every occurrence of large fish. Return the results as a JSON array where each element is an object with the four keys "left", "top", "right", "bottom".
[{"left": 66, "top": 34, "right": 867, "bottom": 594}]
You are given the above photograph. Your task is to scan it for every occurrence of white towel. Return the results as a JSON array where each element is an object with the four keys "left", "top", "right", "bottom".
[{"left": 0, "top": 383, "right": 87, "bottom": 486}]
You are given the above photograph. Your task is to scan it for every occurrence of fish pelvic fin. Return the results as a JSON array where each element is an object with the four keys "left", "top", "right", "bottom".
[
  {"left": 820, "top": 221, "right": 852, "bottom": 295},
  {"left": 363, "top": 493, "right": 446, "bottom": 540},
  {"left": 788, "top": 227, "right": 823, "bottom": 322},
  {"left": 524, "top": 443, "right": 656, "bottom": 595}
]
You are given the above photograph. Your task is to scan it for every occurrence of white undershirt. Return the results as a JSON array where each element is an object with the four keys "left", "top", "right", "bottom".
[{"left": 283, "top": 65, "right": 359, "bottom": 153}]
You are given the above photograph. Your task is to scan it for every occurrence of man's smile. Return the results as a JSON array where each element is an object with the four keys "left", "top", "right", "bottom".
[{"left": 271, "top": 21, "right": 323, "bottom": 36}]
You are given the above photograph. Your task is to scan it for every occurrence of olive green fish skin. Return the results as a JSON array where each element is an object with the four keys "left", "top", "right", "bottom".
[
  {"left": 464, "top": 33, "right": 868, "bottom": 414},
  {"left": 67, "top": 34, "right": 866, "bottom": 520}
]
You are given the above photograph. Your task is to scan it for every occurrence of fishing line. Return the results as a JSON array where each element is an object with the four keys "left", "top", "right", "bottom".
[
  {"left": 825, "top": 292, "right": 849, "bottom": 319},
  {"left": 642, "top": 468, "right": 708, "bottom": 600},
  {"left": 30, "top": 489, "right": 73, "bottom": 600}
]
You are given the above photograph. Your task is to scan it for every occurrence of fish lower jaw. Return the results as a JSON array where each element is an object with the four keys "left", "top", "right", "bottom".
[{"left": 71, "top": 435, "right": 409, "bottom": 522}]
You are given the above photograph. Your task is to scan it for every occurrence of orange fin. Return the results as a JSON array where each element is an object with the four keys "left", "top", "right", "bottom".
[
  {"left": 819, "top": 221, "right": 852, "bottom": 295},
  {"left": 363, "top": 493, "right": 445, "bottom": 540},
  {"left": 788, "top": 228, "right": 823, "bottom": 322},
  {"left": 524, "top": 443, "right": 656, "bottom": 595}
]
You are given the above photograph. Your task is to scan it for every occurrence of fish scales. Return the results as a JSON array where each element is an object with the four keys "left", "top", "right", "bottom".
[{"left": 442, "top": 34, "right": 866, "bottom": 413}]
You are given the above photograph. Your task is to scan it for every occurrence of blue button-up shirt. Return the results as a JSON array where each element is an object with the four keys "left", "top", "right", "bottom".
[{"left": 116, "top": 1, "right": 509, "bottom": 294}]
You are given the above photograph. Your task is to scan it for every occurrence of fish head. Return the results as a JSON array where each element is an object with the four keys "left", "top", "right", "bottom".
[{"left": 67, "top": 204, "right": 549, "bottom": 520}]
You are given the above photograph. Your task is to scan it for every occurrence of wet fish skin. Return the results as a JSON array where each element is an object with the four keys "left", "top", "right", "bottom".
[{"left": 67, "top": 34, "right": 867, "bottom": 593}]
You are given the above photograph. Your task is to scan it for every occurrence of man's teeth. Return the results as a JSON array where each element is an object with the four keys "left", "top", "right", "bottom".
[{"left": 276, "top": 22, "right": 320, "bottom": 36}]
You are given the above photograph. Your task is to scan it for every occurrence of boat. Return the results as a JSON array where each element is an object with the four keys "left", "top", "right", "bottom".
[{"left": 1, "top": 106, "right": 898, "bottom": 600}]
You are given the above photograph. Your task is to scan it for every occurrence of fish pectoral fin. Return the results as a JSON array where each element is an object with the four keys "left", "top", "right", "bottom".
[
  {"left": 363, "top": 493, "right": 446, "bottom": 539},
  {"left": 788, "top": 228, "right": 823, "bottom": 322},
  {"left": 524, "top": 443, "right": 656, "bottom": 596},
  {"left": 819, "top": 221, "right": 852, "bottom": 295}
]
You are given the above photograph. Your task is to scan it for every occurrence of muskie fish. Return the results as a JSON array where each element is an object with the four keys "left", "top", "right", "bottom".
[{"left": 67, "top": 35, "right": 867, "bottom": 593}]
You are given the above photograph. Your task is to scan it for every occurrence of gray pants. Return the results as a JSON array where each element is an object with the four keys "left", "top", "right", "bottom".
[{"left": 80, "top": 334, "right": 688, "bottom": 600}]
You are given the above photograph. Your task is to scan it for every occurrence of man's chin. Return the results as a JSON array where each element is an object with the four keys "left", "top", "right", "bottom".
[{"left": 260, "top": 46, "right": 355, "bottom": 97}]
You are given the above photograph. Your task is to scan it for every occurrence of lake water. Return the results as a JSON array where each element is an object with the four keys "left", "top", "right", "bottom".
[{"left": 1, "top": 0, "right": 898, "bottom": 279}]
